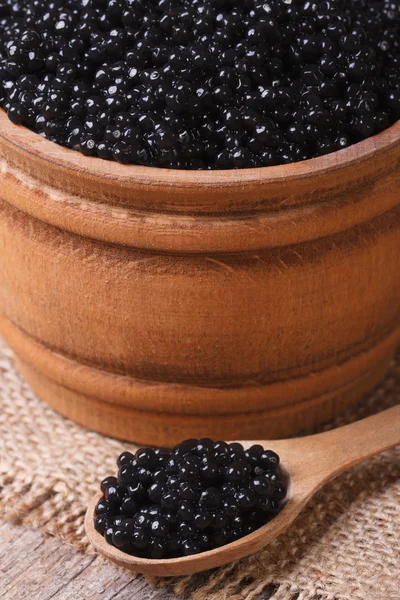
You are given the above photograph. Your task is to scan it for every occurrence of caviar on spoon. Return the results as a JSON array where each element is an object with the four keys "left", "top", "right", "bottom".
[
  {"left": 86, "top": 404, "right": 400, "bottom": 576},
  {"left": 92, "top": 440, "right": 287, "bottom": 561}
]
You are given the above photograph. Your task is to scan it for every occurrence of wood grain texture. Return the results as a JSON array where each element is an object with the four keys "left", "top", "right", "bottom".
[
  {"left": 86, "top": 405, "right": 400, "bottom": 577},
  {"left": 0, "top": 110, "right": 399, "bottom": 445},
  {"left": 0, "top": 522, "right": 182, "bottom": 600}
]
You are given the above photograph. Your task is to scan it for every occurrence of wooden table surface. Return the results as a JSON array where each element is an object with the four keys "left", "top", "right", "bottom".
[
  {"left": 0, "top": 522, "right": 178, "bottom": 600},
  {"left": 0, "top": 522, "right": 275, "bottom": 600}
]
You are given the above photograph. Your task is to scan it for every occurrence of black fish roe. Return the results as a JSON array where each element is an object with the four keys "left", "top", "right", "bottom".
[
  {"left": 0, "top": 0, "right": 399, "bottom": 170},
  {"left": 94, "top": 440, "right": 288, "bottom": 558}
]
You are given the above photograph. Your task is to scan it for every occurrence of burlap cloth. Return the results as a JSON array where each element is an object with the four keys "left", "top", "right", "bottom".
[{"left": 0, "top": 337, "right": 399, "bottom": 600}]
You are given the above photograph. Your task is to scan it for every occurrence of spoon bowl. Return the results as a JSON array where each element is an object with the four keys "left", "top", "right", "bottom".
[{"left": 85, "top": 404, "right": 400, "bottom": 576}]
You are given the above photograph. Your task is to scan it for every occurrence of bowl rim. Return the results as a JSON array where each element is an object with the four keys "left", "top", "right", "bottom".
[
  {"left": 1, "top": 109, "right": 399, "bottom": 252},
  {"left": 0, "top": 108, "right": 399, "bottom": 189}
]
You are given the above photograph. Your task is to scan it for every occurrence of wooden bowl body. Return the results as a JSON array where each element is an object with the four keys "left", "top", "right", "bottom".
[{"left": 0, "top": 110, "right": 399, "bottom": 446}]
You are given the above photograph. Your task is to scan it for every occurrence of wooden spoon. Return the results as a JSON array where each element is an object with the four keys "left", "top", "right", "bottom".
[{"left": 85, "top": 405, "right": 400, "bottom": 577}]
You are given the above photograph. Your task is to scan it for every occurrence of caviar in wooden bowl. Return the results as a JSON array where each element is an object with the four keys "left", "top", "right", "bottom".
[{"left": 0, "top": 109, "right": 399, "bottom": 445}]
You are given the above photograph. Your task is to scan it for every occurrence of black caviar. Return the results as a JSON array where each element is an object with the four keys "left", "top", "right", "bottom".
[
  {"left": 0, "top": 0, "right": 399, "bottom": 169},
  {"left": 94, "top": 439, "right": 288, "bottom": 558}
]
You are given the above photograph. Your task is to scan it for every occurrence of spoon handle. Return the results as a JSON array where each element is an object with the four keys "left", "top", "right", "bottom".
[{"left": 284, "top": 404, "right": 400, "bottom": 490}]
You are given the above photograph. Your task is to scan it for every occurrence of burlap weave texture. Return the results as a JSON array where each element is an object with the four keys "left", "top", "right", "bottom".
[{"left": 0, "top": 337, "right": 399, "bottom": 600}]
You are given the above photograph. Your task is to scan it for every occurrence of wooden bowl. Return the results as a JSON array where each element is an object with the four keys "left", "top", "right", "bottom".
[{"left": 0, "top": 109, "right": 399, "bottom": 446}]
